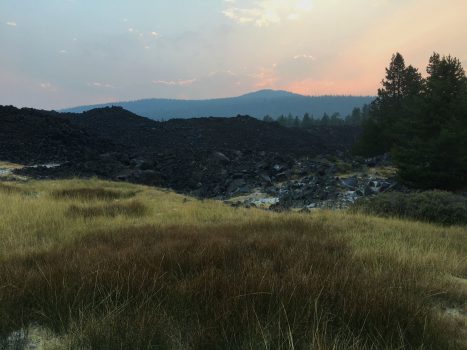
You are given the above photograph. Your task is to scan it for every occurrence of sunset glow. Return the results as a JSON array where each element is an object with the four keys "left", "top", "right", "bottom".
[{"left": 0, "top": 0, "right": 466, "bottom": 109}]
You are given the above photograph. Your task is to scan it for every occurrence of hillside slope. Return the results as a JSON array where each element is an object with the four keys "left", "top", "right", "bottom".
[
  {"left": 0, "top": 106, "right": 117, "bottom": 164},
  {"left": 62, "top": 90, "right": 374, "bottom": 120}
]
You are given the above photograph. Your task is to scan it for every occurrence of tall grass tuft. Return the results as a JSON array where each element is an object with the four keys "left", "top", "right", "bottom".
[
  {"left": 51, "top": 187, "right": 136, "bottom": 201},
  {"left": 0, "top": 221, "right": 463, "bottom": 349},
  {"left": 0, "top": 182, "right": 25, "bottom": 195},
  {"left": 66, "top": 200, "right": 148, "bottom": 218}
]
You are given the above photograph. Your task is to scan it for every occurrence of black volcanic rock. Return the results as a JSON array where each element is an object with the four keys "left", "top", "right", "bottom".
[
  {"left": 61, "top": 107, "right": 358, "bottom": 155},
  {"left": 2, "top": 105, "right": 363, "bottom": 199},
  {"left": 0, "top": 106, "right": 118, "bottom": 164},
  {"left": 61, "top": 107, "right": 158, "bottom": 153}
]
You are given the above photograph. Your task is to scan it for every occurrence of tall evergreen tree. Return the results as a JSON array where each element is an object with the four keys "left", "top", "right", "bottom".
[
  {"left": 330, "top": 112, "right": 341, "bottom": 126},
  {"left": 347, "top": 107, "right": 362, "bottom": 125},
  {"left": 302, "top": 113, "right": 313, "bottom": 128},
  {"left": 276, "top": 115, "right": 286, "bottom": 126},
  {"left": 354, "top": 53, "right": 423, "bottom": 156},
  {"left": 378, "top": 52, "right": 407, "bottom": 102},
  {"left": 393, "top": 53, "right": 467, "bottom": 189},
  {"left": 293, "top": 116, "right": 301, "bottom": 128},
  {"left": 321, "top": 113, "right": 330, "bottom": 126}
]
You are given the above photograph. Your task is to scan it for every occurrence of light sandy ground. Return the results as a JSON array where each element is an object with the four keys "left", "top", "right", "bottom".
[{"left": 0, "top": 162, "right": 26, "bottom": 180}]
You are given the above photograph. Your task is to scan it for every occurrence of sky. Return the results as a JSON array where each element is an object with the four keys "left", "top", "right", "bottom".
[{"left": 1, "top": 0, "right": 466, "bottom": 110}]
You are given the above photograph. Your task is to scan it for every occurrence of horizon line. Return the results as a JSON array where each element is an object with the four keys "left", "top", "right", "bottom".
[{"left": 58, "top": 89, "right": 376, "bottom": 112}]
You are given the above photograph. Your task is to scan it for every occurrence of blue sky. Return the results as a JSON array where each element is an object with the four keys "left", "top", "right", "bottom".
[{"left": 1, "top": 0, "right": 466, "bottom": 109}]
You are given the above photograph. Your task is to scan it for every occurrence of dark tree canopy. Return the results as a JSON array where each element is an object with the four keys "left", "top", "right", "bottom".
[
  {"left": 393, "top": 53, "right": 467, "bottom": 189},
  {"left": 354, "top": 53, "right": 424, "bottom": 155},
  {"left": 355, "top": 52, "right": 467, "bottom": 190}
]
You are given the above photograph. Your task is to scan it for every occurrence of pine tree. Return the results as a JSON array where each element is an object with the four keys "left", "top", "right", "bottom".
[
  {"left": 276, "top": 115, "right": 287, "bottom": 126},
  {"left": 347, "top": 107, "right": 362, "bottom": 125},
  {"left": 293, "top": 116, "right": 301, "bottom": 128},
  {"left": 379, "top": 52, "right": 407, "bottom": 102},
  {"left": 393, "top": 53, "right": 467, "bottom": 189},
  {"left": 330, "top": 113, "right": 341, "bottom": 126},
  {"left": 321, "top": 113, "right": 330, "bottom": 126},
  {"left": 302, "top": 113, "right": 312, "bottom": 128},
  {"left": 354, "top": 53, "right": 423, "bottom": 156}
]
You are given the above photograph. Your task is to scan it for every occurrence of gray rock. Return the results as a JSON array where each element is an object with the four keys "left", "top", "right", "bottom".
[
  {"left": 212, "top": 151, "right": 230, "bottom": 164},
  {"left": 227, "top": 178, "right": 247, "bottom": 194},
  {"left": 260, "top": 174, "right": 272, "bottom": 184},
  {"left": 273, "top": 164, "right": 285, "bottom": 172},
  {"left": 275, "top": 172, "right": 288, "bottom": 181},
  {"left": 341, "top": 176, "right": 358, "bottom": 189}
]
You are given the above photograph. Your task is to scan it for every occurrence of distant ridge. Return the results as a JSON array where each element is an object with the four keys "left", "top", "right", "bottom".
[
  {"left": 62, "top": 90, "right": 374, "bottom": 120},
  {"left": 237, "top": 89, "right": 305, "bottom": 99}
]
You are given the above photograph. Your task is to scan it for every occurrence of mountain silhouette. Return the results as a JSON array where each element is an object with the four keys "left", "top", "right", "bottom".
[{"left": 62, "top": 90, "right": 374, "bottom": 120}]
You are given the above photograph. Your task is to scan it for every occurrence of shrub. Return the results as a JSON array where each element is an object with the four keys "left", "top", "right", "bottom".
[{"left": 351, "top": 190, "right": 467, "bottom": 226}]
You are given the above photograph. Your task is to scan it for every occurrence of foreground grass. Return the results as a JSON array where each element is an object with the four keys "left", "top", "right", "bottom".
[{"left": 0, "top": 179, "right": 465, "bottom": 349}]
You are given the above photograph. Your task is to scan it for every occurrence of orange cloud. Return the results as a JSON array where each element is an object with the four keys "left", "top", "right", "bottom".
[{"left": 283, "top": 78, "right": 376, "bottom": 96}]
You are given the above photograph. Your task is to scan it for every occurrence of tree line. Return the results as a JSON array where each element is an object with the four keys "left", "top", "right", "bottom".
[
  {"left": 354, "top": 52, "right": 467, "bottom": 190},
  {"left": 262, "top": 105, "right": 370, "bottom": 128}
]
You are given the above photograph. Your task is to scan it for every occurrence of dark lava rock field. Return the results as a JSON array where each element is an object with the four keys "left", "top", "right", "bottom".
[{"left": 0, "top": 105, "right": 400, "bottom": 209}]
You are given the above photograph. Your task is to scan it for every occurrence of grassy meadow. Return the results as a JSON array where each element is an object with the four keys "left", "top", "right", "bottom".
[{"left": 0, "top": 179, "right": 465, "bottom": 349}]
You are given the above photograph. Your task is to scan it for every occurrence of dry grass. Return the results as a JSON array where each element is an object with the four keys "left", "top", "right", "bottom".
[
  {"left": 0, "top": 178, "right": 465, "bottom": 349},
  {"left": 0, "top": 182, "right": 24, "bottom": 195},
  {"left": 0, "top": 161, "right": 24, "bottom": 170},
  {"left": 66, "top": 200, "right": 148, "bottom": 218},
  {"left": 51, "top": 187, "right": 137, "bottom": 201}
]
